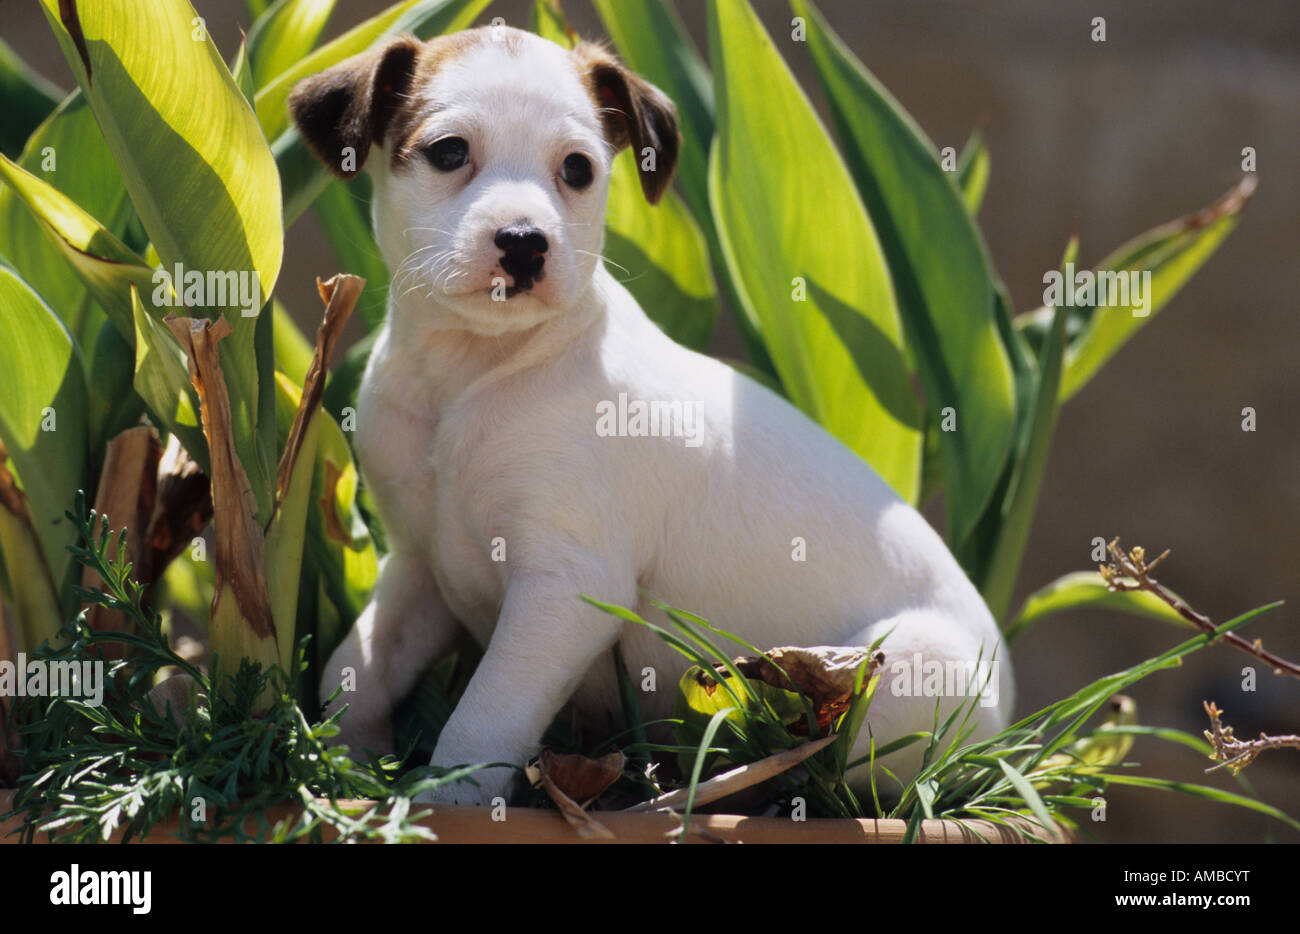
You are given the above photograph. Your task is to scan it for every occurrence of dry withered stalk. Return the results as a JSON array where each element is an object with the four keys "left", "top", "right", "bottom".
[
  {"left": 165, "top": 314, "right": 278, "bottom": 678},
  {"left": 1203, "top": 701, "right": 1300, "bottom": 775},
  {"left": 1099, "top": 538, "right": 1300, "bottom": 679}
]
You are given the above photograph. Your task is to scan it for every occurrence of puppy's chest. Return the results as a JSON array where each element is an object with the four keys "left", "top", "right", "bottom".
[{"left": 356, "top": 380, "right": 508, "bottom": 606}]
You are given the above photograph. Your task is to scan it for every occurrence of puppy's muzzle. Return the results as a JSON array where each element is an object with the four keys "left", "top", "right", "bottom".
[{"left": 495, "top": 224, "right": 548, "bottom": 293}]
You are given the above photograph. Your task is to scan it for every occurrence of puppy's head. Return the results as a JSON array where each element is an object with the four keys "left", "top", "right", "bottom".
[{"left": 289, "top": 26, "right": 679, "bottom": 334}]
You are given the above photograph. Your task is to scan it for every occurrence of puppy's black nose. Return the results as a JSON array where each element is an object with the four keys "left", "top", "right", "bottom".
[{"left": 494, "top": 225, "right": 547, "bottom": 290}]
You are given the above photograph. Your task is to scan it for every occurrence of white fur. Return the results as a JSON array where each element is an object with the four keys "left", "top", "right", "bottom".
[{"left": 318, "top": 29, "right": 1013, "bottom": 806}]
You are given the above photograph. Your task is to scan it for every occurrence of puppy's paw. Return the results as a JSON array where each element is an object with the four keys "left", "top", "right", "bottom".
[{"left": 414, "top": 765, "right": 515, "bottom": 808}]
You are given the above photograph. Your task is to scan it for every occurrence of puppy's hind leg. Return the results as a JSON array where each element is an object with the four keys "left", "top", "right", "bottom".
[
  {"left": 319, "top": 552, "right": 458, "bottom": 760},
  {"left": 841, "top": 611, "right": 1013, "bottom": 797}
]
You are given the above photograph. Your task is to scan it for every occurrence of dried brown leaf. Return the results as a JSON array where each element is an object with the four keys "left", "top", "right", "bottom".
[
  {"left": 79, "top": 426, "right": 161, "bottom": 655},
  {"left": 276, "top": 274, "right": 363, "bottom": 508},
  {"left": 164, "top": 315, "right": 275, "bottom": 643},
  {"left": 538, "top": 748, "right": 625, "bottom": 805}
]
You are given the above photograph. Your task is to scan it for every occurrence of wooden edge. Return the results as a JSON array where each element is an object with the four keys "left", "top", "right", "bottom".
[{"left": 0, "top": 790, "right": 1069, "bottom": 844}]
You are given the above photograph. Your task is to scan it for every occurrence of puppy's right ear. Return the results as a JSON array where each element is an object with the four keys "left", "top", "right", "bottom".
[{"left": 288, "top": 36, "right": 422, "bottom": 179}]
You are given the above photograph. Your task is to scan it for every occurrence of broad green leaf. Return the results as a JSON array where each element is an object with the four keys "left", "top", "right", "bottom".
[
  {"left": 529, "top": 0, "right": 572, "bottom": 43},
  {"left": 267, "top": 373, "right": 322, "bottom": 673},
  {"left": 0, "top": 102, "right": 134, "bottom": 346},
  {"left": 976, "top": 260, "right": 1070, "bottom": 623},
  {"left": 40, "top": 0, "right": 286, "bottom": 522},
  {"left": 956, "top": 129, "right": 990, "bottom": 215},
  {"left": 1022, "top": 177, "right": 1254, "bottom": 402},
  {"left": 305, "top": 410, "right": 378, "bottom": 629},
  {"left": 0, "top": 153, "right": 158, "bottom": 343},
  {"left": 1005, "top": 571, "right": 1190, "bottom": 645},
  {"left": 272, "top": 300, "right": 315, "bottom": 385},
  {"left": 795, "top": 0, "right": 1015, "bottom": 540},
  {"left": 276, "top": 128, "right": 333, "bottom": 226},
  {"left": 313, "top": 178, "right": 389, "bottom": 330},
  {"left": 708, "top": 0, "right": 921, "bottom": 501},
  {"left": 247, "top": 0, "right": 337, "bottom": 88},
  {"left": 594, "top": 0, "right": 773, "bottom": 374},
  {"left": 604, "top": 137, "right": 718, "bottom": 353},
  {"left": 40, "top": 0, "right": 284, "bottom": 311},
  {"left": 86, "top": 317, "right": 145, "bottom": 456},
  {"left": 0, "top": 491, "right": 64, "bottom": 653},
  {"left": 0, "top": 38, "right": 63, "bottom": 159},
  {"left": 131, "top": 286, "right": 207, "bottom": 467},
  {"left": 0, "top": 265, "right": 88, "bottom": 587},
  {"left": 255, "top": 0, "right": 492, "bottom": 143},
  {"left": 591, "top": 0, "right": 714, "bottom": 224}
]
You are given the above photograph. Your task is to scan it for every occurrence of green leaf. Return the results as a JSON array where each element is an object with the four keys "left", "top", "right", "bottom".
[
  {"left": 707, "top": 0, "right": 921, "bottom": 501},
  {"left": 596, "top": 0, "right": 779, "bottom": 377},
  {"left": 996, "top": 758, "right": 1057, "bottom": 836},
  {"left": 1100, "top": 774, "right": 1300, "bottom": 833},
  {"left": 1005, "top": 571, "right": 1190, "bottom": 645},
  {"left": 0, "top": 38, "right": 63, "bottom": 159},
  {"left": 0, "top": 496, "right": 64, "bottom": 653},
  {"left": 40, "top": 0, "right": 287, "bottom": 522},
  {"left": 272, "top": 300, "right": 315, "bottom": 385},
  {"left": 605, "top": 149, "right": 718, "bottom": 351},
  {"left": 956, "top": 129, "right": 990, "bottom": 216},
  {"left": 0, "top": 92, "right": 134, "bottom": 347},
  {"left": 533, "top": 0, "right": 717, "bottom": 351},
  {"left": 305, "top": 410, "right": 378, "bottom": 633},
  {"left": 795, "top": 0, "right": 1015, "bottom": 539},
  {"left": 276, "top": 129, "right": 335, "bottom": 228},
  {"left": 254, "top": 0, "right": 492, "bottom": 144},
  {"left": 0, "top": 151, "right": 151, "bottom": 343},
  {"left": 247, "top": 0, "right": 338, "bottom": 88},
  {"left": 130, "top": 286, "right": 207, "bottom": 467},
  {"left": 86, "top": 317, "right": 145, "bottom": 456},
  {"left": 230, "top": 39, "right": 256, "bottom": 104},
  {"left": 313, "top": 179, "right": 389, "bottom": 331},
  {"left": 0, "top": 264, "right": 88, "bottom": 587},
  {"left": 590, "top": 0, "right": 714, "bottom": 225},
  {"left": 1022, "top": 177, "right": 1254, "bottom": 402},
  {"left": 975, "top": 267, "right": 1069, "bottom": 623},
  {"left": 41, "top": 0, "right": 284, "bottom": 312},
  {"left": 266, "top": 373, "right": 323, "bottom": 673},
  {"left": 529, "top": 0, "right": 571, "bottom": 44}
]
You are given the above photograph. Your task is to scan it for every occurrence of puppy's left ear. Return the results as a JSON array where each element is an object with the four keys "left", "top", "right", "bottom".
[
  {"left": 289, "top": 35, "right": 422, "bottom": 179},
  {"left": 574, "top": 43, "right": 680, "bottom": 204}
]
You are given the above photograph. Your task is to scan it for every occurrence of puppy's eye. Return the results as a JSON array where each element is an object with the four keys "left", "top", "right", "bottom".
[
  {"left": 561, "top": 153, "right": 593, "bottom": 190},
  {"left": 426, "top": 136, "right": 469, "bottom": 172}
]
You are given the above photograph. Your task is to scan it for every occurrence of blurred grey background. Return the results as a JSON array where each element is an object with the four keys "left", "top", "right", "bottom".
[{"left": 5, "top": 0, "right": 1297, "bottom": 842}]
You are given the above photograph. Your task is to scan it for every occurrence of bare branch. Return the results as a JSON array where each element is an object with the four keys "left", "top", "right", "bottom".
[
  {"left": 1203, "top": 701, "right": 1300, "bottom": 774},
  {"left": 1100, "top": 539, "right": 1300, "bottom": 679}
]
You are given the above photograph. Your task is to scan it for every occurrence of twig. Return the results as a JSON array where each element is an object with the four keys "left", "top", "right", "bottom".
[
  {"left": 623, "top": 735, "right": 837, "bottom": 813},
  {"left": 1099, "top": 539, "right": 1300, "bottom": 679},
  {"left": 1203, "top": 702, "right": 1300, "bottom": 774}
]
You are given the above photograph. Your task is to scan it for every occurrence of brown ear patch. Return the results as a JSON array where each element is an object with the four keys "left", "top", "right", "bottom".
[
  {"left": 572, "top": 42, "right": 681, "bottom": 204},
  {"left": 289, "top": 35, "right": 423, "bottom": 179}
]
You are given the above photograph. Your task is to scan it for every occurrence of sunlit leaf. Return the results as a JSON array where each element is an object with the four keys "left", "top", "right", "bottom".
[
  {"left": 708, "top": 0, "right": 921, "bottom": 501},
  {"left": 795, "top": 0, "right": 1015, "bottom": 537}
]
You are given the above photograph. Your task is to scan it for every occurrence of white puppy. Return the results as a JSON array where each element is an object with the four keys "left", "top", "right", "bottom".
[{"left": 290, "top": 26, "right": 1013, "bottom": 806}]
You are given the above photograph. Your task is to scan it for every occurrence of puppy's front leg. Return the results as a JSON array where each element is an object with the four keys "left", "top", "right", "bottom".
[
  {"left": 320, "top": 552, "right": 457, "bottom": 759},
  {"left": 422, "top": 562, "right": 632, "bottom": 805}
]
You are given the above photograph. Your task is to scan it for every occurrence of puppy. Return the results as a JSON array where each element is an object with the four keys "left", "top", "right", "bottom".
[{"left": 290, "top": 25, "right": 1013, "bottom": 806}]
